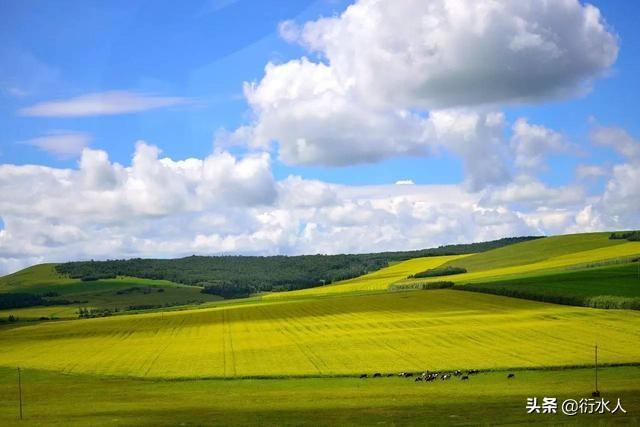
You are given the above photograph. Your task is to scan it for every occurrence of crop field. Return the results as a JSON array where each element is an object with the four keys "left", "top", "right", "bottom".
[
  {"left": 463, "top": 263, "right": 640, "bottom": 299},
  {"left": 1, "top": 365, "right": 639, "bottom": 426},
  {"left": 439, "top": 232, "right": 630, "bottom": 272},
  {"left": 1, "top": 290, "right": 639, "bottom": 378},
  {"left": 266, "top": 255, "right": 469, "bottom": 298},
  {"left": 398, "top": 241, "right": 640, "bottom": 287}
]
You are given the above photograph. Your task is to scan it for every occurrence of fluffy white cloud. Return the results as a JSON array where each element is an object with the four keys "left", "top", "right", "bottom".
[
  {"left": 482, "top": 175, "right": 585, "bottom": 208},
  {"left": 20, "top": 130, "right": 91, "bottom": 158},
  {"left": 428, "top": 110, "right": 510, "bottom": 191},
  {"left": 244, "top": 58, "right": 432, "bottom": 166},
  {"left": 19, "top": 91, "right": 190, "bottom": 117},
  {"left": 576, "top": 164, "right": 607, "bottom": 180},
  {"left": 288, "top": 0, "right": 617, "bottom": 109},
  {"left": 1, "top": 138, "right": 638, "bottom": 275},
  {"left": 590, "top": 125, "right": 640, "bottom": 162},
  {"left": 242, "top": 0, "right": 616, "bottom": 171},
  {"left": 510, "top": 119, "right": 567, "bottom": 170}
]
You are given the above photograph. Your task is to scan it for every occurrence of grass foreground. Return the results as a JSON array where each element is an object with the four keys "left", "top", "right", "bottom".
[{"left": 0, "top": 366, "right": 638, "bottom": 426}]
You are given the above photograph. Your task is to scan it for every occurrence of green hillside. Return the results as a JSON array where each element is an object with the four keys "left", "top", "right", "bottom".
[
  {"left": 1, "top": 365, "right": 638, "bottom": 426},
  {"left": 442, "top": 232, "right": 628, "bottom": 272},
  {"left": 0, "top": 264, "right": 221, "bottom": 319}
]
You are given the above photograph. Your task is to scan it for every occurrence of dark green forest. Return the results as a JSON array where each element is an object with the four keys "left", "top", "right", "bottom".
[
  {"left": 610, "top": 230, "right": 640, "bottom": 241},
  {"left": 55, "top": 236, "right": 541, "bottom": 298},
  {"left": 409, "top": 266, "right": 467, "bottom": 278}
]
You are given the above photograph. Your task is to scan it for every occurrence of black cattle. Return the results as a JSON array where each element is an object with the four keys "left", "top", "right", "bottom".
[
  {"left": 461, "top": 375, "right": 469, "bottom": 380},
  {"left": 360, "top": 374, "right": 368, "bottom": 379},
  {"left": 373, "top": 373, "right": 382, "bottom": 378},
  {"left": 507, "top": 373, "right": 515, "bottom": 379}
]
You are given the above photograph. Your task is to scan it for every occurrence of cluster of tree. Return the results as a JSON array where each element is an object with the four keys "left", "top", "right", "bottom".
[
  {"left": 389, "top": 281, "right": 455, "bottom": 291},
  {"left": 456, "top": 285, "right": 640, "bottom": 310},
  {"left": 409, "top": 266, "right": 467, "bottom": 279},
  {"left": 80, "top": 273, "right": 117, "bottom": 281},
  {"left": 55, "top": 236, "right": 541, "bottom": 297},
  {"left": 201, "top": 282, "right": 253, "bottom": 299},
  {"left": 78, "top": 307, "right": 115, "bottom": 318},
  {"left": 127, "top": 301, "right": 200, "bottom": 311},
  {"left": 455, "top": 285, "right": 586, "bottom": 307},
  {"left": 610, "top": 231, "right": 640, "bottom": 241},
  {"left": 0, "top": 293, "right": 82, "bottom": 310},
  {"left": 115, "top": 286, "right": 164, "bottom": 295}
]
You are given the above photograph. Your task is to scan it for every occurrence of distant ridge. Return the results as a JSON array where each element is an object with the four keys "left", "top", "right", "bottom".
[{"left": 52, "top": 236, "right": 543, "bottom": 296}]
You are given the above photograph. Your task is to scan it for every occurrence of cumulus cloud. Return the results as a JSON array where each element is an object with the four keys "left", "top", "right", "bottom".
[
  {"left": 20, "top": 130, "right": 91, "bottom": 158},
  {"left": 576, "top": 164, "right": 607, "bottom": 180},
  {"left": 19, "top": 91, "right": 191, "bottom": 117},
  {"left": 590, "top": 125, "right": 640, "bottom": 162},
  {"left": 289, "top": 0, "right": 617, "bottom": 109},
  {"left": 244, "top": 58, "right": 432, "bottom": 166},
  {"left": 1, "top": 136, "right": 638, "bottom": 275},
  {"left": 428, "top": 110, "right": 510, "bottom": 191},
  {"left": 510, "top": 119, "right": 567, "bottom": 170},
  {"left": 482, "top": 175, "right": 585, "bottom": 208},
  {"left": 241, "top": 0, "right": 617, "bottom": 171}
]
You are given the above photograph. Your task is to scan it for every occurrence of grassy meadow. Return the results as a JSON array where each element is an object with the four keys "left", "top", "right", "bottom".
[
  {"left": 0, "top": 265, "right": 221, "bottom": 320},
  {"left": 0, "top": 366, "right": 638, "bottom": 426}
]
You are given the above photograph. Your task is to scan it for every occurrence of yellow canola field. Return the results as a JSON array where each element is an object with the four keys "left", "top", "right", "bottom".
[
  {"left": 1, "top": 289, "right": 638, "bottom": 379},
  {"left": 265, "top": 255, "right": 469, "bottom": 299},
  {"left": 402, "top": 241, "right": 640, "bottom": 285}
]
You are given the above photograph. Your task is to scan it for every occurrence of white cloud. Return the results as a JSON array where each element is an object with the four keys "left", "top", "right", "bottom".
[
  {"left": 395, "top": 180, "right": 414, "bottom": 185},
  {"left": 590, "top": 126, "right": 640, "bottom": 162},
  {"left": 290, "top": 0, "right": 617, "bottom": 109},
  {"left": 244, "top": 58, "right": 432, "bottom": 166},
  {"left": 240, "top": 0, "right": 616, "bottom": 172},
  {"left": 510, "top": 118, "right": 567, "bottom": 170},
  {"left": 0, "top": 138, "right": 638, "bottom": 275},
  {"left": 19, "top": 91, "right": 190, "bottom": 117},
  {"left": 20, "top": 130, "right": 91, "bottom": 158},
  {"left": 576, "top": 164, "right": 607, "bottom": 180},
  {"left": 429, "top": 109, "right": 510, "bottom": 191},
  {"left": 482, "top": 175, "right": 585, "bottom": 208}
]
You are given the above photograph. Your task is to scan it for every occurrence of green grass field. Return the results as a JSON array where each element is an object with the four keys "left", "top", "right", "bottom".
[
  {"left": 1, "top": 289, "right": 639, "bottom": 378},
  {"left": 398, "top": 240, "right": 640, "bottom": 287},
  {"left": 0, "top": 366, "right": 638, "bottom": 426},
  {"left": 463, "top": 263, "right": 640, "bottom": 298},
  {"left": 0, "top": 265, "right": 221, "bottom": 320}
]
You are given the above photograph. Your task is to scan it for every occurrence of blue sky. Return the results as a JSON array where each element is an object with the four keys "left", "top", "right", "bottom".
[
  {"left": 1, "top": 0, "right": 634, "bottom": 184},
  {"left": 0, "top": 0, "right": 638, "bottom": 273}
]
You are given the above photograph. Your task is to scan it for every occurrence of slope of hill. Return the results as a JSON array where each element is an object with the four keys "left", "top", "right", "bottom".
[
  {"left": 0, "top": 264, "right": 221, "bottom": 319},
  {"left": 49, "top": 236, "right": 540, "bottom": 295},
  {"left": 440, "top": 232, "right": 629, "bottom": 272},
  {"left": 265, "top": 255, "right": 468, "bottom": 298},
  {"left": 0, "top": 289, "right": 638, "bottom": 378}
]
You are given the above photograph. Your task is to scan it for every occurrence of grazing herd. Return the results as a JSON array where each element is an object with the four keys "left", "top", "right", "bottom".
[{"left": 359, "top": 369, "right": 516, "bottom": 382}]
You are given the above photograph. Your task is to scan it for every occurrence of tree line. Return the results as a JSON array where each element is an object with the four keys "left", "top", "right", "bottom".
[
  {"left": 610, "top": 231, "right": 640, "bottom": 241},
  {"left": 55, "top": 236, "right": 541, "bottom": 298}
]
